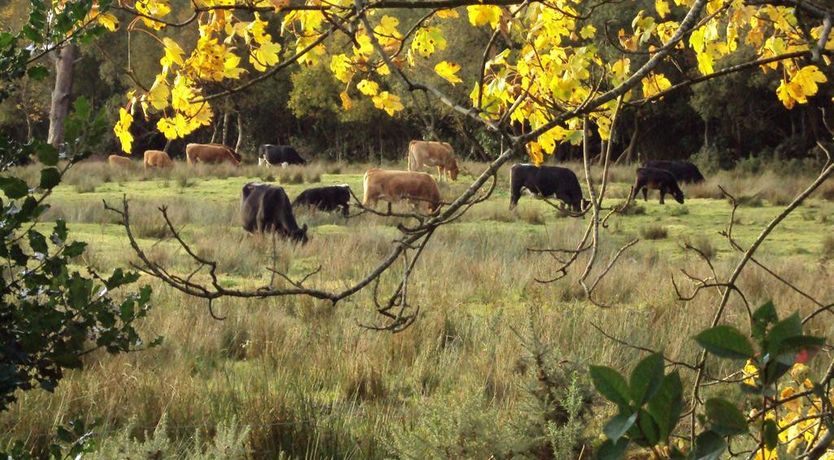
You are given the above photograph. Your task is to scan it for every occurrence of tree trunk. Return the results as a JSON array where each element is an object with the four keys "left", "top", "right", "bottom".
[
  {"left": 703, "top": 118, "right": 709, "bottom": 147},
  {"left": 235, "top": 113, "right": 244, "bottom": 154},
  {"left": 221, "top": 112, "right": 231, "bottom": 146},
  {"left": 47, "top": 44, "right": 77, "bottom": 148},
  {"left": 616, "top": 115, "right": 640, "bottom": 164},
  {"left": 210, "top": 118, "right": 220, "bottom": 143}
]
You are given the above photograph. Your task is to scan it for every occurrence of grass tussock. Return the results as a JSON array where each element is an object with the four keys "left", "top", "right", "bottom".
[
  {"left": 639, "top": 224, "right": 668, "bottom": 240},
  {"left": 823, "top": 235, "right": 834, "bottom": 260}
]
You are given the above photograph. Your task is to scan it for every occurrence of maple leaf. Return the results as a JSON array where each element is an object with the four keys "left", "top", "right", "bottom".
[
  {"left": 791, "top": 65, "right": 827, "bottom": 101},
  {"left": 527, "top": 141, "right": 544, "bottom": 166},
  {"left": 374, "top": 15, "right": 402, "bottom": 47},
  {"left": 641, "top": 72, "right": 672, "bottom": 99},
  {"left": 411, "top": 27, "right": 446, "bottom": 58},
  {"left": 434, "top": 61, "right": 462, "bottom": 85},
  {"left": 147, "top": 76, "right": 170, "bottom": 110},
  {"left": 436, "top": 9, "right": 459, "bottom": 19},
  {"left": 250, "top": 40, "right": 281, "bottom": 72},
  {"left": 97, "top": 12, "right": 119, "bottom": 31},
  {"left": 330, "top": 54, "right": 354, "bottom": 83},
  {"left": 372, "top": 91, "right": 404, "bottom": 116},
  {"left": 655, "top": 0, "right": 670, "bottom": 19},
  {"left": 158, "top": 115, "right": 188, "bottom": 140},
  {"left": 579, "top": 24, "right": 596, "bottom": 39},
  {"left": 160, "top": 38, "right": 185, "bottom": 70},
  {"left": 340, "top": 91, "right": 353, "bottom": 111},
  {"left": 114, "top": 108, "right": 134, "bottom": 153},
  {"left": 467, "top": 5, "right": 502, "bottom": 28},
  {"left": 357, "top": 79, "right": 380, "bottom": 96}
]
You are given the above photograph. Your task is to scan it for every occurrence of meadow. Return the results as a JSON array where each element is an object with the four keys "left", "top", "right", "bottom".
[{"left": 2, "top": 157, "right": 834, "bottom": 458}]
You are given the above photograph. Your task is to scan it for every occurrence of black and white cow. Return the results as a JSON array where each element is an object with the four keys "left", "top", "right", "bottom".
[
  {"left": 241, "top": 182, "right": 308, "bottom": 243},
  {"left": 259, "top": 144, "right": 307, "bottom": 166}
]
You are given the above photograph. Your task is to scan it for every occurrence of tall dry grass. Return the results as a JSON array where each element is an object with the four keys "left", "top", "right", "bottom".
[{"left": 2, "top": 159, "right": 833, "bottom": 458}]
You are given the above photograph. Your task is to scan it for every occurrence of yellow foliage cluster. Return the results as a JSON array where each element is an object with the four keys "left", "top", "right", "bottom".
[
  {"left": 743, "top": 361, "right": 834, "bottom": 459},
  {"left": 110, "top": 0, "right": 833, "bottom": 163}
]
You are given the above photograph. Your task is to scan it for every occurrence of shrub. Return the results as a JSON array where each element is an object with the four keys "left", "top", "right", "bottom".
[
  {"left": 639, "top": 224, "right": 668, "bottom": 240},
  {"left": 735, "top": 194, "right": 763, "bottom": 207},
  {"left": 617, "top": 200, "right": 646, "bottom": 215},
  {"left": 669, "top": 205, "right": 689, "bottom": 216},
  {"left": 685, "top": 234, "right": 717, "bottom": 260}
]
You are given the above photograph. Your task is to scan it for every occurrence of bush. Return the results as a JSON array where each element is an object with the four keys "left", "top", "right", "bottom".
[
  {"left": 617, "top": 200, "right": 646, "bottom": 215},
  {"left": 640, "top": 224, "right": 668, "bottom": 240},
  {"left": 685, "top": 234, "right": 717, "bottom": 260}
]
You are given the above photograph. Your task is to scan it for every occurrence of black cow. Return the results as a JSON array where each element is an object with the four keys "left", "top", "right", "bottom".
[
  {"left": 509, "top": 164, "right": 589, "bottom": 212},
  {"left": 630, "top": 167, "right": 685, "bottom": 204},
  {"left": 293, "top": 185, "right": 351, "bottom": 217},
  {"left": 241, "top": 183, "right": 308, "bottom": 243},
  {"left": 259, "top": 144, "right": 307, "bottom": 166},
  {"left": 642, "top": 160, "right": 705, "bottom": 184}
]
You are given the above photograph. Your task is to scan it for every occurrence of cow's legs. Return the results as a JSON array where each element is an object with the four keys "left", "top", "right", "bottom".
[
  {"left": 341, "top": 203, "right": 350, "bottom": 217},
  {"left": 659, "top": 188, "right": 666, "bottom": 204},
  {"left": 641, "top": 187, "right": 648, "bottom": 201}
]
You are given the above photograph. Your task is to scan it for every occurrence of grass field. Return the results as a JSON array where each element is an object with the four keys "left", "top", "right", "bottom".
[{"left": 3, "top": 158, "right": 834, "bottom": 458}]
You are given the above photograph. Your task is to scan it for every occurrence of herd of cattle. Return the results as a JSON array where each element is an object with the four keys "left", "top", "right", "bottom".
[{"left": 107, "top": 141, "right": 706, "bottom": 244}]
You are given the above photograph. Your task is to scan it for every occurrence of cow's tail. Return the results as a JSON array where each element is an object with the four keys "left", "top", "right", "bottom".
[{"left": 226, "top": 147, "right": 241, "bottom": 166}]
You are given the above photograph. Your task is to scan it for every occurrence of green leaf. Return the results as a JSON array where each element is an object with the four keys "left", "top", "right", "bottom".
[
  {"left": 0, "top": 176, "right": 30, "bottom": 199},
  {"left": 630, "top": 353, "right": 664, "bottom": 405},
  {"left": 694, "top": 430, "right": 725, "bottom": 460},
  {"left": 27, "top": 65, "right": 49, "bottom": 80},
  {"left": 695, "top": 325, "right": 754, "bottom": 360},
  {"left": 604, "top": 412, "right": 637, "bottom": 443},
  {"left": 64, "top": 241, "right": 87, "bottom": 258},
  {"left": 634, "top": 409, "right": 660, "bottom": 447},
  {"left": 752, "top": 301, "right": 778, "bottom": 344},
  {"left": 765, "top": 312, "right": 802, "bottom": 355},
  {"left": 40, "top": 167, "right": 61, "bottom": 189},
  {"left": 590, "top": 366, "right": 632, "bottom": 410},
  {"left": 28, "top": 229, "right": 48, "bottom": 254},
  {"left": 762, "top": 419, "right": 778, "bottom": 449},
  {"left": 647, "top": 371, "right": 683, "bottom": 441},
  {"left": 36, "top": 143, "right": 59, "bottom": 166},
  {"left": 597, "top": 438, "right": 628, "bottom": 460},
  {"left": 705, "top": 398, "right": 748, "bottom": 436},
  {"left": 777, "top": 335, "right": 825, "bottom": 355}
]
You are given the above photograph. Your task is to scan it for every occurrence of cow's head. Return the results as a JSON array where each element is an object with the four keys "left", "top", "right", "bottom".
[
  {"left": 449, "top": 159, "right": 459, "bottom": 181},
  {"left": 292, "top": 223, "right": 309, "bottom": 245},
  {"left": 672, "top": 188, "right": 685, "bottom": 204}
]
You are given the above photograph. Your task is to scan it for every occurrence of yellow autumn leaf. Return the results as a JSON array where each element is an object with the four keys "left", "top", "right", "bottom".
[
  {"left": 411, "top": 27, "right": 446, "bottom": 58},
  {"left": 97, "top": 12, "right": 119, "bottom": 31},
  {"left": 330, "top": 54, "right": 354, "bottom": 83},
  {"left": 467, "top": 5, "right": 502, "bottom": 28},
  {"left": 641, "top": 72, "right": 672, "bottom": 99},
  {"left": 114, "top": 108, "right": 134, "bottom": 153},
  {"left": 250, "top": 40, "right": 281, "bottom": 71},
  {"left": 436, "top": 9, "right": 459, "bottom": 19},
  {"left": 655, "top": 0, "right": 670, "bottom": 19},
  {"left": 160, "top": 38, "right": 185, "bottom": 69},
  {"left": 434, "top": 61, "right": 462, "bottom": 85},
  {"left": 371, "top": 91, "right": 404, "bottom": 116},
  {"left": 357, "top": 79, "right": 380, "bottom": 96},
  {"left": 696, "top": 51, "right": 714, "bottom": 75},
  {"left": 340, "top": 91, "right": 353, "bottom": 110},
  {"left": 374, "top": 15, "right": 402, "bottom": 47},
  {"left": 527, "top": 141, "right": 544, "bottom": 166},
  {"left": 792, "top": 65, "right": 828, "bottom": 100},
  {"left": 147, "top": 76, "right": 169, "bottom": 110},
  {"left": 158, "top": 115, "right": 188, "bottom": 140},
  {"left": 579, "top": 24, "right": 596, "bottom": 39},
  {"left": 223, "top": 53, "right": 245, "bottom": 79}
]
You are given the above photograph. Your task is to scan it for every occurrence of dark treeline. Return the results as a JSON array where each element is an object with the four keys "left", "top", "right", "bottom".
[{"left": 0, "top": 0, "right": 830, "bottom": 168}]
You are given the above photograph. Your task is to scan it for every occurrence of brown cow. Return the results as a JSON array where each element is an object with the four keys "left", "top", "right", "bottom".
[
  {"left": 362, "top": 168, "right": 441, "bottom": 213},
  {"left": 407, "top": 140, "right": 459, "bottom": 181},
  {"left": 108, "top": 155, "right": 135, "bottom": 168},
  {"left": 185, "top": 143, "right": 240, "bottom": 166},
  {"left": 143, "top": 150, "right": 173, "bottom": 169}
]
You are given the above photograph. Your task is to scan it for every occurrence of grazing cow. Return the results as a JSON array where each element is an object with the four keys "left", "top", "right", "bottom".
[
  {"left": 509, "top": 164, "right": 589, "bottom": 212},
  {"left": 108, "top": 155, "right": 135, "bottom": 168},
  {"left": 259, "top": 144, "right": 307, "bottom": 166},
  {"left": 241, "top": 183, "right": 308, "bottom": 243},
  {"left": 186, "top": 143, "right": 240, "bottom": 166},
  {"left": 293, "top": 185, "right": 351, "bottom": 217},
  {"left": 642, "top": 160, "right": 705, "bottom": 184},
  {"left": 362, "top": 169, "right": 441, "bottom": 213},
  {"left": 407, "top": 140, "right": 459, "bottom": 181},
  {"left": 630, "top": 167, "right": 685, "bottom": 204},
  {"left": 143, "top": 150, "right": 173, "bottom": 169}
]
